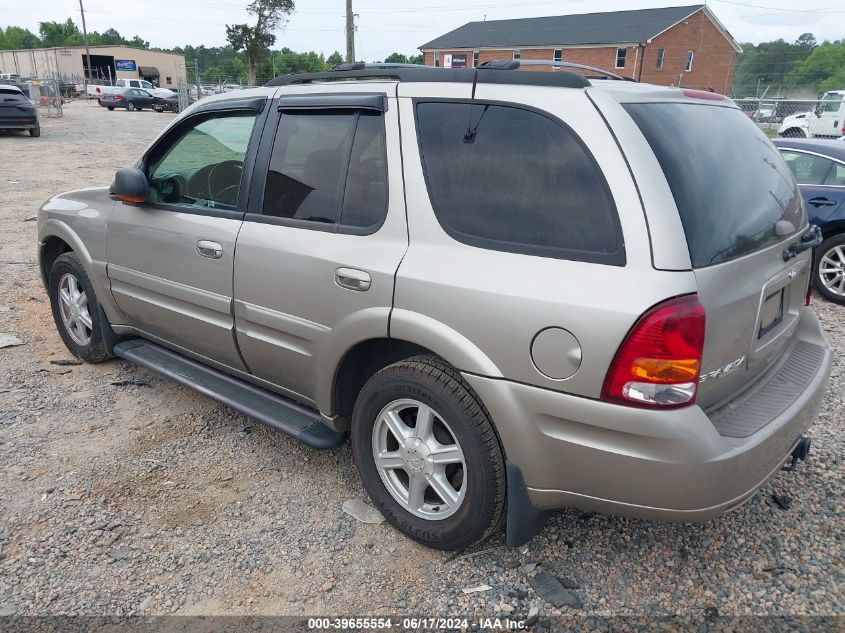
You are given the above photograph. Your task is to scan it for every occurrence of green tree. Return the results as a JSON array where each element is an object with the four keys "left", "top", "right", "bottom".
[
  {"left": 38, "top": 18, "right": 82, "bottom": 47},
  {"left": 408, "top": 54, "right": 423, "bottom": 65},
  {"left": 785, "top": 40, "right": 845, "bottom": 93},
  {"left": 327, "top": 51, "right": 344, "bottom": 67},
  {"left": 0, "top": 26, "right": 40, "bottom": 50},
  {"left": 226, "top": 0, "right": 295, "bottom": 86},
  {"left": 384, "top": 52, "right": 408, "bottom": 64}
]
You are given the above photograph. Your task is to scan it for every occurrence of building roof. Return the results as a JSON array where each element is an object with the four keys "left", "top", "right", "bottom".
[{"left": 420, "top": 4, "right": 740, "bottom": 52}]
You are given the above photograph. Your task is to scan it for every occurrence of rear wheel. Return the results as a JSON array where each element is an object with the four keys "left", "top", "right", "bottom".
[
  {"left": 29, "top": 127, "right": 40, "bottom": 137},
  {"left": 107, "top": 106, "right": 114, "bottom": 111},
  {"left": 48, "top": 253, "right": 113, "bottom": 363},
  {"left": 815, "top": 234, "right": 845, "bottom": 305},
  {"left": 126, "top": 101, "right": 136, "bottom": 111},
  {"left": 351, "top": 355, "right": 506, "bottom": 550}
]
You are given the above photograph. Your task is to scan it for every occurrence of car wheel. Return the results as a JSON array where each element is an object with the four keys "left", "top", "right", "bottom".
[
  {"left": 351, "top": 355, "right": 506, "bottom": 550},
  {"left": 126, "top": 101, "right": 136, "bottom": 111},
  {"left": 814, "top": 234, "right": 845, "bottom": 305},
  {"left": 107, "top": 106, "right": 114, "bottom": 111},
  {"left": 48, "top": 253, "right": 114, "bottom": 363},
  {"left": 780, "top": 128, "right": 807, "bottom": 138},
  {"left": 29, "top": 127, "right": 40, "bottom": 137}
]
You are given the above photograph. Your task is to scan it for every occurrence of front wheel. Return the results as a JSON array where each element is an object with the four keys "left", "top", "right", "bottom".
[
  {"left": 29, "top": 127, "right": 40, "bottom": 137},
  {"left": 815, "top": 234, "right": 845, "bottom": 305},
  {"left": 48, "top": 253, "right": 114, "bottom": 363},
  {"left": 351, "top": 356, "right": 506, "bottom": 550}
]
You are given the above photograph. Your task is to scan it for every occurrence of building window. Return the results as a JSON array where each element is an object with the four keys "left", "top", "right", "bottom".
[
  {"left": 165, "top": 76, "right": 172, "bottom": 85},
  {"left": 615, "top": 47, "right": 627, "bottom": 69},
  {"left": 656, "top": 48, "right": 665, "bottom": 70},
  {"left": 473, "top": 51, "right": 479, "bottom": 68},
  {"left": 434, "top": 51, "right": 440, "bottom": 67},
  {"left": 685, "top": 50, "right": 694, "bottom": 72},
  {"left": 513, "top": 49, "right": 521, "bottom": 61},
  {"left": 553, "top": 49, "right": 562, "bottom": 63}
]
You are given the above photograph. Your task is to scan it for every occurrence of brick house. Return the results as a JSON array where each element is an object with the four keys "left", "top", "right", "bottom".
[{"left": 419, "top": 5, "right": 742, "bottom": 94}]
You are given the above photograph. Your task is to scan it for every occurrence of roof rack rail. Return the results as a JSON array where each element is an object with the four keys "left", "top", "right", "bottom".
[
  {"left": 265, "top": 63, "right": 591, "bottom": 89},
  {"left": 516, "top": 60, "right": 636, "bottom": 81}
]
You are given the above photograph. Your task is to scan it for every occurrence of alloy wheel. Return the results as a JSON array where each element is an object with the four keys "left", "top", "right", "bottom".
[
  {"left": 819, "top": 244, "right": 845, "bottom": 297},
  {"left": 371, "top": 398, "right": 467, "bottom": 520},
  {"left": 58, "top": 273, "right": 93, "bottom": 346}
]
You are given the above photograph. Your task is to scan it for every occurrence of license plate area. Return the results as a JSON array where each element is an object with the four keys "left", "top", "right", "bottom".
[{"left": 759, "top": 288, "right": 784, "bottom": 339}]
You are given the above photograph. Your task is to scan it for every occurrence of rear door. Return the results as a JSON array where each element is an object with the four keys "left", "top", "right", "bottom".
[
  {"left": 232, "top": 91, "right": 407, "bottom": 405},
  {"left": 623, "top": 101, "right": 810, "bottom": 409},
  {"left": 779, "top": 148, "right": 845, "bottom": 222}
]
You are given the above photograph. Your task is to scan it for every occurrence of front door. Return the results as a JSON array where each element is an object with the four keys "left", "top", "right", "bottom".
[
  {"left": 808, "top": 92, "right": 844, "bottom": 137},
  {"left": 107, "top": 106, "right": 263, "bottom": 370},
  {"left": 233, "top": 92, "right": 407, "bottom": 405}
]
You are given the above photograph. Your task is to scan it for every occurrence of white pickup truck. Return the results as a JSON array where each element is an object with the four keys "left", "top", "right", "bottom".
[{"left": 87, "top": 79, "right": 175, "bottom": 100}]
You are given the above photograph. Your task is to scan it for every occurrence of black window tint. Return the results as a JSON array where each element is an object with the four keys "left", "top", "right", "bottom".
[
  {"left": 263, "top": 112, "right": 355, "bottom": 223},
  {"left": 625, "top": 103, "right": 804, "bottom": 267},
  {"left": 415, "top": 102, "right": 623, "bottom": 264},
  {"left": 340, "top": 113, "right": 388, "bottom": 228}
]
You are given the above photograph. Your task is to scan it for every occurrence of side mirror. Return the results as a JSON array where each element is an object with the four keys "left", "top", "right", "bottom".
[
  {"left": 110, "top": 167, "right": 148, "bottom": 204},
  {"left": 814, "top": 104, "right": 823, "bottom": 117}
]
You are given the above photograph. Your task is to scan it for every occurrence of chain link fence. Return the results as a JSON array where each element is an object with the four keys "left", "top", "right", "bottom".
[{"left": 731, "top": 96, "right": 845, "bottom": 139}]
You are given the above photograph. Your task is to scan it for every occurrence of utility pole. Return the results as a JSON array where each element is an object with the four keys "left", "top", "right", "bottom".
[
  {"left": 345, "top": 0, "right": 355, "bottom": 63},
  {"left": 195, "top": 58, "right": 200, "bottom": 94},
  {"left": 78, "top": 0, "right": 92, "bottom": 92}
]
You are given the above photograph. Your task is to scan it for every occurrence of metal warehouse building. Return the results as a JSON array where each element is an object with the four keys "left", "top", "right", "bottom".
[{"left": 0, "top": 45, "right": 187, "bottom": 89}]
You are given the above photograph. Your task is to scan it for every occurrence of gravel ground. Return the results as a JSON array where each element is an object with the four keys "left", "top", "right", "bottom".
[{"left": 0, "top": 102, "right": 842, "bottom": 626}]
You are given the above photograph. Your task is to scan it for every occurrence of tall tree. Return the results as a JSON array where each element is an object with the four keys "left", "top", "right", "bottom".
[{"left": 226, "top": 0, "right": 294, "bottom": 86}]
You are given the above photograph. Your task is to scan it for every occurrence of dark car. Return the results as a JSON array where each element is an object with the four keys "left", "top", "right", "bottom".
[
  {"left": 101, "top": 88, "right": 155, "bottom": 111},
  {"left": 774, "top": 138, "right": 845, "bottom": 304},
  {"left": 0, "top": 85, "right": 40, "bottom": 137},
  {"left": 152, "top": 93, "right": 180, "bottom": 113}
]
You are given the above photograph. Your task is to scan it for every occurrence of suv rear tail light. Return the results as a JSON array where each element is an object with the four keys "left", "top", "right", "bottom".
[{"left": 602, "top": 294, "right": 706, "bottom": 408}]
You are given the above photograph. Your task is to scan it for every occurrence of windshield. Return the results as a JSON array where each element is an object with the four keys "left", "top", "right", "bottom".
[{"left": 625, "top": 103, "right": 804, "bottom": 268}]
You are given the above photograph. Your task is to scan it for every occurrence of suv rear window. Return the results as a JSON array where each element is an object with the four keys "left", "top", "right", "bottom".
[
  {"left": 415, "top": 102, "right": 623, "bottom": 265},
  {"left": 624, "top": 103, "right": 804, "bottom": 268}
]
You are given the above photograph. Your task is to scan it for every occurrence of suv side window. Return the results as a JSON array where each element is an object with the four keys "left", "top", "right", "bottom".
[
  {"left": 261, "top": 110, "right": 387, "bottom": 230},
  {"left": 146, "top": 111, "right": 257, "bottom": 210},
  {"left": 415, "top": 101, "right": 623, "bottom": 264},
  {"left": 781, "top": 151, "right": 833, "bottom": 185}
]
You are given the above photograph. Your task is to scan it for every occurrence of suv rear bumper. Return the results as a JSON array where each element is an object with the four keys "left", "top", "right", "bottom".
[{"left": 463, "top": 307, "right": 831, "bottom": 522}]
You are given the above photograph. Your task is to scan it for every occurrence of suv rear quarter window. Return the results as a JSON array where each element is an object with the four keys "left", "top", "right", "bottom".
[{"left": 414, "top": 101, "right": 624, "bottom": 265}]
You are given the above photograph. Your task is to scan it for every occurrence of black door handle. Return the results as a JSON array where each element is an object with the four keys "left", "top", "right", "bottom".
[{"left": 808, "top": 197, "right": 838, "bottom": 208}]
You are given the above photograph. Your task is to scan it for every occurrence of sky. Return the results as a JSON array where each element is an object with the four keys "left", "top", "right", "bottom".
[{"left": 2, "top": 0, "right": 843, "bottom": 60}]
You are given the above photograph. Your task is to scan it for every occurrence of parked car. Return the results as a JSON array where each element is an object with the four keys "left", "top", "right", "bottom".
[
  {"left": 100, "top": 88, "right": 155, "bottom": 111},
  {"left": 200, "top": 84, "right": 217, "bottom": 97},
  {"left": 37, "top": 65, "right": 831, "bottom": 550},
  {"left": 152, "top": 93, "right": 181, "bottom": 113},
  {"left": 774, "top": 138, "right": 845, "bottom": 304},
  {"left": 88, "top": 79, "right": 175, "bottom": 101},
  {"left": 778, "top": 111, "right": 811, "bottom": 138},
  {"left": 221, "top": 83, "right": 243, "bottom": 92},
  {"left": 806, "top": 91, "right": 845, "bottom": 139},
  {"left": 0, "top": 84, "right": 39, "bottom": 136}
]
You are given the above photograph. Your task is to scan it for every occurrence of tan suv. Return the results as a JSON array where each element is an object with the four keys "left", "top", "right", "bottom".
[{"left": 38, "top": 63, "right": 831, "bottom": 550}]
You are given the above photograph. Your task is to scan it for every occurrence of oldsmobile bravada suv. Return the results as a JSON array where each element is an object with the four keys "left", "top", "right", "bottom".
[{"left": 38, "top": 63, "right": 832, "bottom": 550}]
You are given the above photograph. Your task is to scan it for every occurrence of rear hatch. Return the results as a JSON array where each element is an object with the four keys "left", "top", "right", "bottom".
[
  {"left": 625, "top": 101, "right": 809, "bottom": 410},
  {"left": 0, "top": 87, "right": 36, "bottom": 125}
]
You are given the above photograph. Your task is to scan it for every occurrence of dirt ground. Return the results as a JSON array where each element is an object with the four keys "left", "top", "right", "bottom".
[{"left": 0, "top": 101, "right": 842, "bottom": 624}]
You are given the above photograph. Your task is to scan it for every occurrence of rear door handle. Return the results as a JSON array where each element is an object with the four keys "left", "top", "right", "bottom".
[
  {"left": 335, "top": 267, "right": 371, "bottom": 291},
  {"left": 196, "top": 240, "right": 223, "bottom": 259},
  {"left": 808, "top": 197, "right": 838, "bottom": 208}
]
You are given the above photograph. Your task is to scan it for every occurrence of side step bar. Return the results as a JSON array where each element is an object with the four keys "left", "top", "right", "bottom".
[{"left": 113, "top": 339, "right": 347, "bottom": 449}]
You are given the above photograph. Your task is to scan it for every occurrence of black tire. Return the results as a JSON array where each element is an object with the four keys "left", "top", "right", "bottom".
[
  {"left": 814, "top": 234, "right": 845, "bottom": 305},
  {"left": 48, "top": 253, "right": 114, "bottom": 363},
  {"left": 780, "top": 127, "right": 807, "bottom": 138},
  {"left": 107, "top": 106, "right": 114, "bottom": 111},
  {"left": 351, "top": 355, "right": 506, "bottom": 550},
  {"left": 29, "top": 127, "right": 40, "bottom": 137}
]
